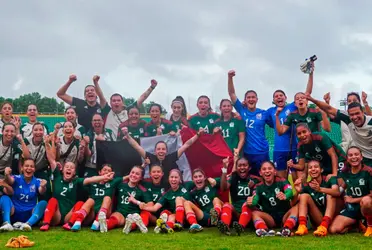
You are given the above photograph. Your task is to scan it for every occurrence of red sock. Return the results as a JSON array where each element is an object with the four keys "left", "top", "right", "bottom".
[
  {"left": 68, "top": 202, "right": 85, "bottom": 224},
  {"left": 238, "top": 205, "right": 252, "bottom": 227},
  {"left": 299, "top": 216, "right": 307, "bottom": 226},
  {"left": 254, "top": 219, "right": 268, "bottom": 230},
  {"left": 166, "top": 221, "right": 174, "bottom": 228},
  {"left": 214, "top": 204, "right": 222, "bottom": 216},
  {"left": 42, "top": 197, "right": 58, "bottom": 224},
  {"left": 175, "top": 205, "right": 185, "bottom": 224},
  {"left": 366, "top": 216, "right": 372, "bottom": 227},
  {"left": 186, "top": 212, "right": 197, "bottom": 225},
  {"left": 320, "top": 216, "right": 331, "bottom": 229},
  {"left": 140, "top": 211, "right": 150, "bottom": 226},
  {"left": 283, "top": 216, "right": 297, "bottom": 230},
  {"left": 95, "top": 207, "right": 108, "bottom": 220},
  {"left": 75, "top": 209, "right": 88, "bottom": 223},
  {"left": 107, "top": 216, "right": 119, "bottom": 230},
  {"left": 221, "top": 204, "right": 232, "bottom": 225}
]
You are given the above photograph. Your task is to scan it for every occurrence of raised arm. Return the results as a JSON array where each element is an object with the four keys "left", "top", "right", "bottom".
[
  {"left": 4, "top": 167, "right": 14, "bottom": 186},
  {"left": 56, "top": 75, "right": 76, "bottom": 105},
  {"left": 227, "top": 70, "right": 238, "bottom": 104},
  {"left": 362, "top": 91, "right": 372, "bottom": 115},
  {"left": 327, "top": 147, "right": 339, "bottom": 176},
  {"left": 38, "top": 179, "right": 47, "bottom": 194},
  {"left": 45, "top": 136, "right": 58, "bottom": 172},
  {"left": 83, "top": 172, "right": 114, "bottom": 185},
  {"left": 92, "top": 75, "right": 107, "bottom": 109},
  {"left": 275, "top": 107, "right": 290, "bottom": 135},
  {"left": 16, "top": 135, "right": 30, "bottom": 159},
  {"left": 320, "top": 110, "right": 331, "bottom": 132},
  {"left": 236, "top": 132, "right": 245, "bottom": 156},
  {"left": 177, "top": 128, "right": 203, "bottom": 158},
  {"left": 136, "top": 80, "right": 158, "bottom": 107},
  {"left": 220, "top": 157, "right": 230, "bottom": 191},
  {"left": 122, "top": 127, "right": 146, "bottom": 158},
  {"left": 305, "top": 64, "right": 314, "bottom": 95},
  {"left": 306, "top": 94, "right": 338, "bottom": 117}
]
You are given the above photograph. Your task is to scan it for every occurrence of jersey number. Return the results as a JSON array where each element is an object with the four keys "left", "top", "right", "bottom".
[
  {"left": 95, "top": 188, "right": 105, "bottom": 197},
  {"left": 20, "top": 194, "right": 29, "bottom": 203},
  {"left": 121, "top": 195, "right": 130, "bottom": 205},
  {"left": 198, "top": 195, "right": 211, "bottom": 206},
  {"left": 203, "top": 125, "right": 209, "bottom": 134},
  {"left": 245, "top": 120, "right": 254, "bottom": 129},
  {"left": 237, "top": 186, "right": 250, "bottom": 196},
  {"left": 269, "top": 197, "right": 277, "bottom": 206},
  {"left": 152, "top": 194, "right": 159, "bottom": 202},
  {"left": 221, "top": 129, "right": 230, "bottom": 138},
  {"left": 350, "top": 187, "right": 362, "bottom": 197},
  {"left": 60, "top": 187, "right": 68, "bottom": 197}
]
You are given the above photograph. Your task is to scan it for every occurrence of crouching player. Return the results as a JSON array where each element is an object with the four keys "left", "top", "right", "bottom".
[
  {"left": 294, "top": 160, "right": 340, "bottom": 237},
  {"left": 247, "top": 161, "right": 298, "bottom": 237},
  {"left": 329, "top": 147, "right": 372, "bottom": 236}
]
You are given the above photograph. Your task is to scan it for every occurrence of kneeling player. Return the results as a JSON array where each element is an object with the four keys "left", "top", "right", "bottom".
[{"left": 294, "top": 160, "right": 340, "bottom": 237}]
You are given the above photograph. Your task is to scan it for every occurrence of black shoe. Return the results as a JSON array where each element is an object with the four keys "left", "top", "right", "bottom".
[
  {"left": 217, "top": 220, "right": 231, "bottom": 236},
  {"left": 232, "top": 221, "right": 244, "bottom": 236}
]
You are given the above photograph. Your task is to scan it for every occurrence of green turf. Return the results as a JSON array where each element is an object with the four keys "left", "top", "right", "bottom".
[{"left": 0, "top": 227, "right": 370, "bottom": 250}]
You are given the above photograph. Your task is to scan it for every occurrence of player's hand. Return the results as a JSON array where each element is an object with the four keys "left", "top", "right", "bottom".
[
  {"left": 305, "top": 93, "right": 314, "bottom": 101},
  {"left": 344, "top": 196, "right": 354, "bottom": 203},
  {"left": 95, "top": 134, "right": 105, "bottom": 141},
  {"left": 287, "top": 159, "right": 294, "bottom": 169},
  {"left": 228, "top": 70, "right": 236, "bottom": 78},
  {"left": 275, "top": 107, "right": 283, "bottom": 116},
  {"left": 156, "top": 127, "right": 163, "bottom": 136},
  {"left": 93, "top": 75, "right": 100, "bottom": 84},
  {"left": 197, "top": 127, "right": 205, "bottom": 136},
  {"left": 309, "top": 180, "right": 320, "bottom": 191},
  {"left": 233, "top": 148, "right": 239, "bottom": 157},
  {"left": 12, "top": 116, "right": 21, "bottom": 129},
  {"left": 56, "top": 162, "right": 63, "bottom": 171},
  {"left": 248, "top": 180, "right": 255, "bottom": 189},
  {"left": 222, "top": 157, "right": 229, "bottom": 169},
  {"left": 4, "top": 167, "right": 12, "bottom": 176},
  {"left": 169, "top": 131, "right": 176, "bottom": 136},
  {"left": 207, "top": 177, "right": 217, "bottom": 187},
  {"left": 40, "top": 179, "right": 47, "bottom": 187},
  {"left": 68, "top": 74, "right": 77, "bottom": 83},
  {"left": 83, "top": 136, "right": 90, "bottom": 144},
  {"left": 213, "top": 127, "right": 221, "bottom": 134},
  {"left": 180, "top": 123, "right": 188, "bottom": 130},
  {"left": 325, "top": 174, "right": 336, "bottom": 182},
  {"left": 103, "top": 172, "right": 114, "bottom": 182},
  {"left": 54, "top": 123, "right": 62, "bottom": 132},
  {"left": 247, "top": 195, "right": 254, "bottom": 206},
  {"left": 16, "top": 134, "right": 23, "bottom": 143},
  {"left": 294, "top": 178, "right": 302, "bottom": 193},
  {"left": 362, "top": 91, "right": 368, "bottom": 104},
  {"left": 139, "top": 202, "right": 146, "bottom": 210},
  {"left": 276, "top": 191, "right": 286, "bottom": 200},
  {"left": 323, "top": 92, "right": 331, "bottom": 104},
  {"left": 0, "top": 179, "right": 6, "bottom": 187},
  {"left": 150, "top": 79, "right": 158, "bottom": 88}
]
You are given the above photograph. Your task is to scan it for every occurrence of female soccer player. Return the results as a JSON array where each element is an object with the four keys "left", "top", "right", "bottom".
[
  {"left": 4, "top": 159, "right": 47, "bottom": 231},
  {"left": 247, "top": 161, "right": 298, "bottom": 237},
  {"left": 329, "top": 147, "right": 372, "bottom": 236},
  {"left": 188, "top": 95, "right": 220, "bottom": 134},
  {"left": 124, "top": 127, "right": 203, "bottom": 180},
  {"left": 227, "top": 70, "right": 270, "bottom": 174},
  {"left": 293, "top": 159, "right": 340, "bottom": 237},
  {"left": 144, "top": 104, "right": 176, "bottom": 137},
  {"left": 57, "top": 107, "right": 86, "bottom": 138},
  {"left": 0, "top": 123, "right": 30, "bottom": 176},
  {"left": 20, "top": 104, "right": 49, "bottom": 138},
  {"left": 218, "top": 156, "right": 261, "bottom": 236},
  {"left": 57, "top": 121, "right": 81, "bottom": 165},
  {"left": 0, "top": 102, "right": 21, "bottom": 134},
  {"left": 347, "top": 91, "right": 371, "bottom": 115},
  {"left": 183, "top": 168, "right": 224, "bottom": 233},
  {"left": 117, "top": 107, "right": 147, "bottom": 142},
  {"left": 291, "top": 123, "right": 346, "bottom": 178},
  {"left": 40, "top": 139, "right": 113, "bottom": 231},
  {"left": 213, "top": 99, "right": 245, "bottom": 155},
  {"left": 168, "top": 97, "right": 189, "bottom": 131},
  {"left": 0, "top": 179, "right": 15, "bottom": 231}
]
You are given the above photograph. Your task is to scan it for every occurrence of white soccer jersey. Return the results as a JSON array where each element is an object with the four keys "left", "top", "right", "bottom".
[
  {"left": 21, "top": 122, "right": 48, "bottom": 138},
  {"left": 57, "top": 122, "right": 85, "bottom": 138},
  {"left": 58, "top": 137, "right": 79, "bottom": 164},
  {"left": 104, "top": 109, "right": 128, "bottom": 141},
  {"left": 24, "top": 137, "right": 48, "bottom": 171}
]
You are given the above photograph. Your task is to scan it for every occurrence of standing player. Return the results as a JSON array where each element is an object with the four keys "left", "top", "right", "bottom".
[
  {"left": 168, "top": 97, "right": 189, "bottom": 131},
  {"left": 227, "top": 70, "right": 270, "bottom": 174},
  {"left": 56, "top": 121, "right": 81, "bottom": 165},
  {"left": 20, "top": 104, "right": 49, "bottom": 138},
  {"left": 0, "top": 102, "right": 21, "bottom": 134},
  {"left": 329, "top": 147, "right": 372, "bottom": 236},
  {"left": 57, "top": 107, "right": 86, "bottom": 138},
  {"left": 188, "top": 96, "right": 220, "bottom": 134},
  {"left": 144, "top": 104, "right": 176, "bottom": 137},
  {"left": 4, "top": 159, "right": 47, "bottom": 231},
  {"left": 293, "top": 160, "right": 340, "bottom": 237},
  {"left": 117, "top": 107, "right": 147, "bottom": 143},
  {"left": 247, "top": 161, "right": 298, "bottom": 237},
  {"left": 213, "top": 99, "right": 245, "bottom": 155}
]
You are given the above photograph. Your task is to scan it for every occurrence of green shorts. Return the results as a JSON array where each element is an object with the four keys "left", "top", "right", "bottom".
[
  {"left": 340, "top": 203, "right": 361, "bottom": 220},
  {"left": 198, "top": 212, "right": 210, "bottom": 227},
  {"left": 271, "top": 212, "right": 286, "bottom": 227}
]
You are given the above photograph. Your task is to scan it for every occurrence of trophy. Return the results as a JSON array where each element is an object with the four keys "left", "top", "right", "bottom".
[{"left": 300, "top": 55, "right": 317, "bottom": 74}]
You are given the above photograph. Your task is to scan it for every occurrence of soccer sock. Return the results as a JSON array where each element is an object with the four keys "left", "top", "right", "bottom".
[
  {"left": 186, "top": 212, "right": 197, "bottom": 225},
  {"left": 254, "top": 219, "right": 268, "bottom": 230},
  {"left": 214, "top": 204, "right": 222, "bottom": 216},
  {"left": 0, "top": 195, "right": 12, "bottom": 224},
  {"left": 175, "top": 205, "right": 185, "bottom": 224},
  {"left": 68, "top": 201, "right": 85, "bottom": 224},
  {"left": 26, "top": 200, "right": 47, "bottom": 226},
  {"left": 140, "top": 211, "right": 150, "bottom": 226},
  {"left": 43, "top": 198, "right": 58, "bottom": 224},
  {"left": 221, "top": 204, "right": 232, "bottom": 225},
  {"left": 238, "top": 205, "right": 252, "bottom": 227},
  {"left": 107, "top": 216, "right": 119, "bottom": 230},
  {"left": 166, "top": 221, "right": 174, "bottom": 228},
  {"left": 95, "top": 207, "right": 108, "bottom": 220},
  {"left": 75, "top": 209, "right": 88, "bottom": 223},
  {"left": 299, "top": 216, "right": 307, "bottom": 226},
  {"left": 320, "top": 216, "right": 331, "bottom": 229},
  {"left": 283, "top": 216, "right": 297, "bottom": 230}
]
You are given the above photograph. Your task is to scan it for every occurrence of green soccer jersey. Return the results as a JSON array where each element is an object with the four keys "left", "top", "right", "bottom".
[
  {"left": 284, "top": 108, "right": 322, "bottom": 133},
  {"left": 339, "top": 169, "right": 372, "bottom": 199},
  {"left": 158, "top": 185, "right": 191, "bottom": 212},
  {"left": 298, "top": 132, "right": 346, "bottom": 175},
  {"left": 190, "top": 178, "right": 220, "bottom": 212},
  {"left": 116, "top": 182, "right": 151, "bottom": 217},
  {"left": 170, "top": 116, "right": 188, "bottom": 131},
  {"left": 141, "top": 180, "right": 167, "bottom": 203},
  {"left": 117, "top": 120, "right": 147, "bottom": 142},
  {"left": 188, "top": 112, "right": 220, "bottom": 134},
  {"left": 228, "top": 173, "right": 261, "bottom": 213},
  {"left": 52, "top": 169, "right": 84, "bottom": 217},
  {"left": 144, "top": 118, "right": 176, "bottom": 137},
  {"left": 213, "top": 117, "right": 245, "bottom": 152},
  {"left": 87, "top": 177, "right": 123, "bottom": 213},
  {"left": 254, "top": 177, "right": 293, "bottom": 214},
  {"left": 302, "top": 176, "right": 337, "bottom": 210}
]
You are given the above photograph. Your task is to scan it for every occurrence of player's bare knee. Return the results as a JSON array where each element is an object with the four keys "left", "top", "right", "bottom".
[{"left": 360, "top": 196, "right": 372, "bottom": 208}]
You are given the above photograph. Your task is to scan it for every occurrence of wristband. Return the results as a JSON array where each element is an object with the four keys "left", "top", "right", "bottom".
[{"left": 222, "top": 168, "right": 227, "bottom": 174}]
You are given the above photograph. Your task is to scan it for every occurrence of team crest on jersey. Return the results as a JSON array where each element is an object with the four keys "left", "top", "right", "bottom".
[
  {"left": 306, "top": 117, "right": 312, "bottom": 123},
  {"left": 209, "top": 119, "right": 214, "bottom": 124},
  {"left": 256, "top": 113, "right": 262, "bottom": 120},
  {"left": 160, "top": 124, "right": 165, "bottom": 130},
  {"left": 139, "top": 128, "right": 144, "bottom": 133},
  {"left": 161, "top": 188, "right": 165, "bottom": 194},
  {"left": 97, "top": 109, "right": 101, "bottom": 113},
  {"left": 262, "top": 192, "right": 266, "bottom": 196},
  {"left": 197, "top": 121, "right": 200, "bottom": 125},
  {"left": 105, "top": 183, "right": 110, "bottom": 188},
  {"left": 181, "top": 188, "right": 187, "bottom": 193},
  {"left": 285, "top": 109, "right": 290, "bottom": 116},
  {"left": 275, "top": 188, "right": 280, "bottom": 194},
  {"left": 359, "top": 179, "right": 365, "bottom": 186},
  {"left": 130, "top": 191, "right": 136, "bottom": 197},
  {"left": 229, "top": 122, "right": 234, "bottom": 128},
  {"left": 69, "top": 183, "right": 74, "bottom": 189},
  {"left": 205, "top": 186, "right": 210, "bottom": 192},
  {"left": 315, "top": 147, "right": 321, "bottom": 153},
  {"left": 30, "top": 184, "right": 36, "bottom": 193}
]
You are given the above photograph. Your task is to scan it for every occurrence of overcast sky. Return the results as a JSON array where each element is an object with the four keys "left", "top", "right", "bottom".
[{"left": 1, "top": 0, "right": 372, "bottom": 113}]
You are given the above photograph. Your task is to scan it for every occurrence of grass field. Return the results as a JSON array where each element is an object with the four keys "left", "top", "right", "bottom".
[{"left": 0, "top": 227, "right": 370, "bottom": 250}]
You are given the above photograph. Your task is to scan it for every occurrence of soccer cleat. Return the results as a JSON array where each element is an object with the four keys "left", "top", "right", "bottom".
[
  {"left": 280, "top": 227, "right": 291, "bottom": 237},
  {"left": 12, "top": 222, "right": 23, "bottom": 230},
  {"left": 40, "top": 223, "right": 50, "bottom": 232},
  {"left": 189, "top": 223, "right": 203, "bottom": 233},
  {"left": 154, "top": 225, "right": 161, "bottom": 234},
  {"left": 359, "top": 220, "right": 367, "bottom": 233},
  {"left": 313, "top": 225, "right": 328, "bottom": 237},
  {"left": 98, "top": 212, "right": 108, "bottom": 233},
  {"left": 123, "top": 214, "right": 134, "bottom": 234},
  {"left": 5, "top": 237, "right": 21, "bottom": 248},
  {"left": 62, "top": 223, "right": 72, "bottom": 231},
  {"left": 364, "top": 227, "right": 372, "bottom": 237},
  {"left": 295, "top": 224, "right": 308, "bottom": 236},
  {"left": 20, "top": 223, "right": 32, "bottom": 232},
  {"left": 71, "top": 222, "right": 81, "bottom": 232},
  {"left": 217, "top": 220, "right": 231, "bottom": 236},
  {"left": 160, "top": 212, "right": 168, "bottom": 223},
  {"left": 17, "top": 235, "right": 35, "bottom": 247},
  {"left": 209, "top": 208, "right": 219, "bottom": 226},
  {"left": 90, "top": 223, "right": 99, "bottom": 232},
  {"left": 255, "top": 229, "right": 267, "bottom": 237},
  {"left": 173, "top": 222, "right": 183, "bottom": 231},
  {"left": 232, "top": 221, "right": 244, "bottom": 236},
  {"left": 0, "top": 222, "right": 14, "bottom": 232},
  {"left": 131, "top": 213, "right": 148, "bottom": 233},
  {"left": 265, "top": 230, "right": 276, "bottom": 237},
  {"left": 156, "top": 218, "right": 173, "bottom": 234}
]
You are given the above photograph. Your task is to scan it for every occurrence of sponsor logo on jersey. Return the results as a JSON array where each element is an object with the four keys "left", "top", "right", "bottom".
[
  {"left": 256, "top": 113, "right": 262, "bottom": 120},
  {"left": 359, "top": 179, "right": 365, "bottom": 186},
  {"left": 131, "top": 191, "right": 136, "bottom": 197},
  {"left": 229, "top": 122, "right": 234, "bottom": 128}
]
